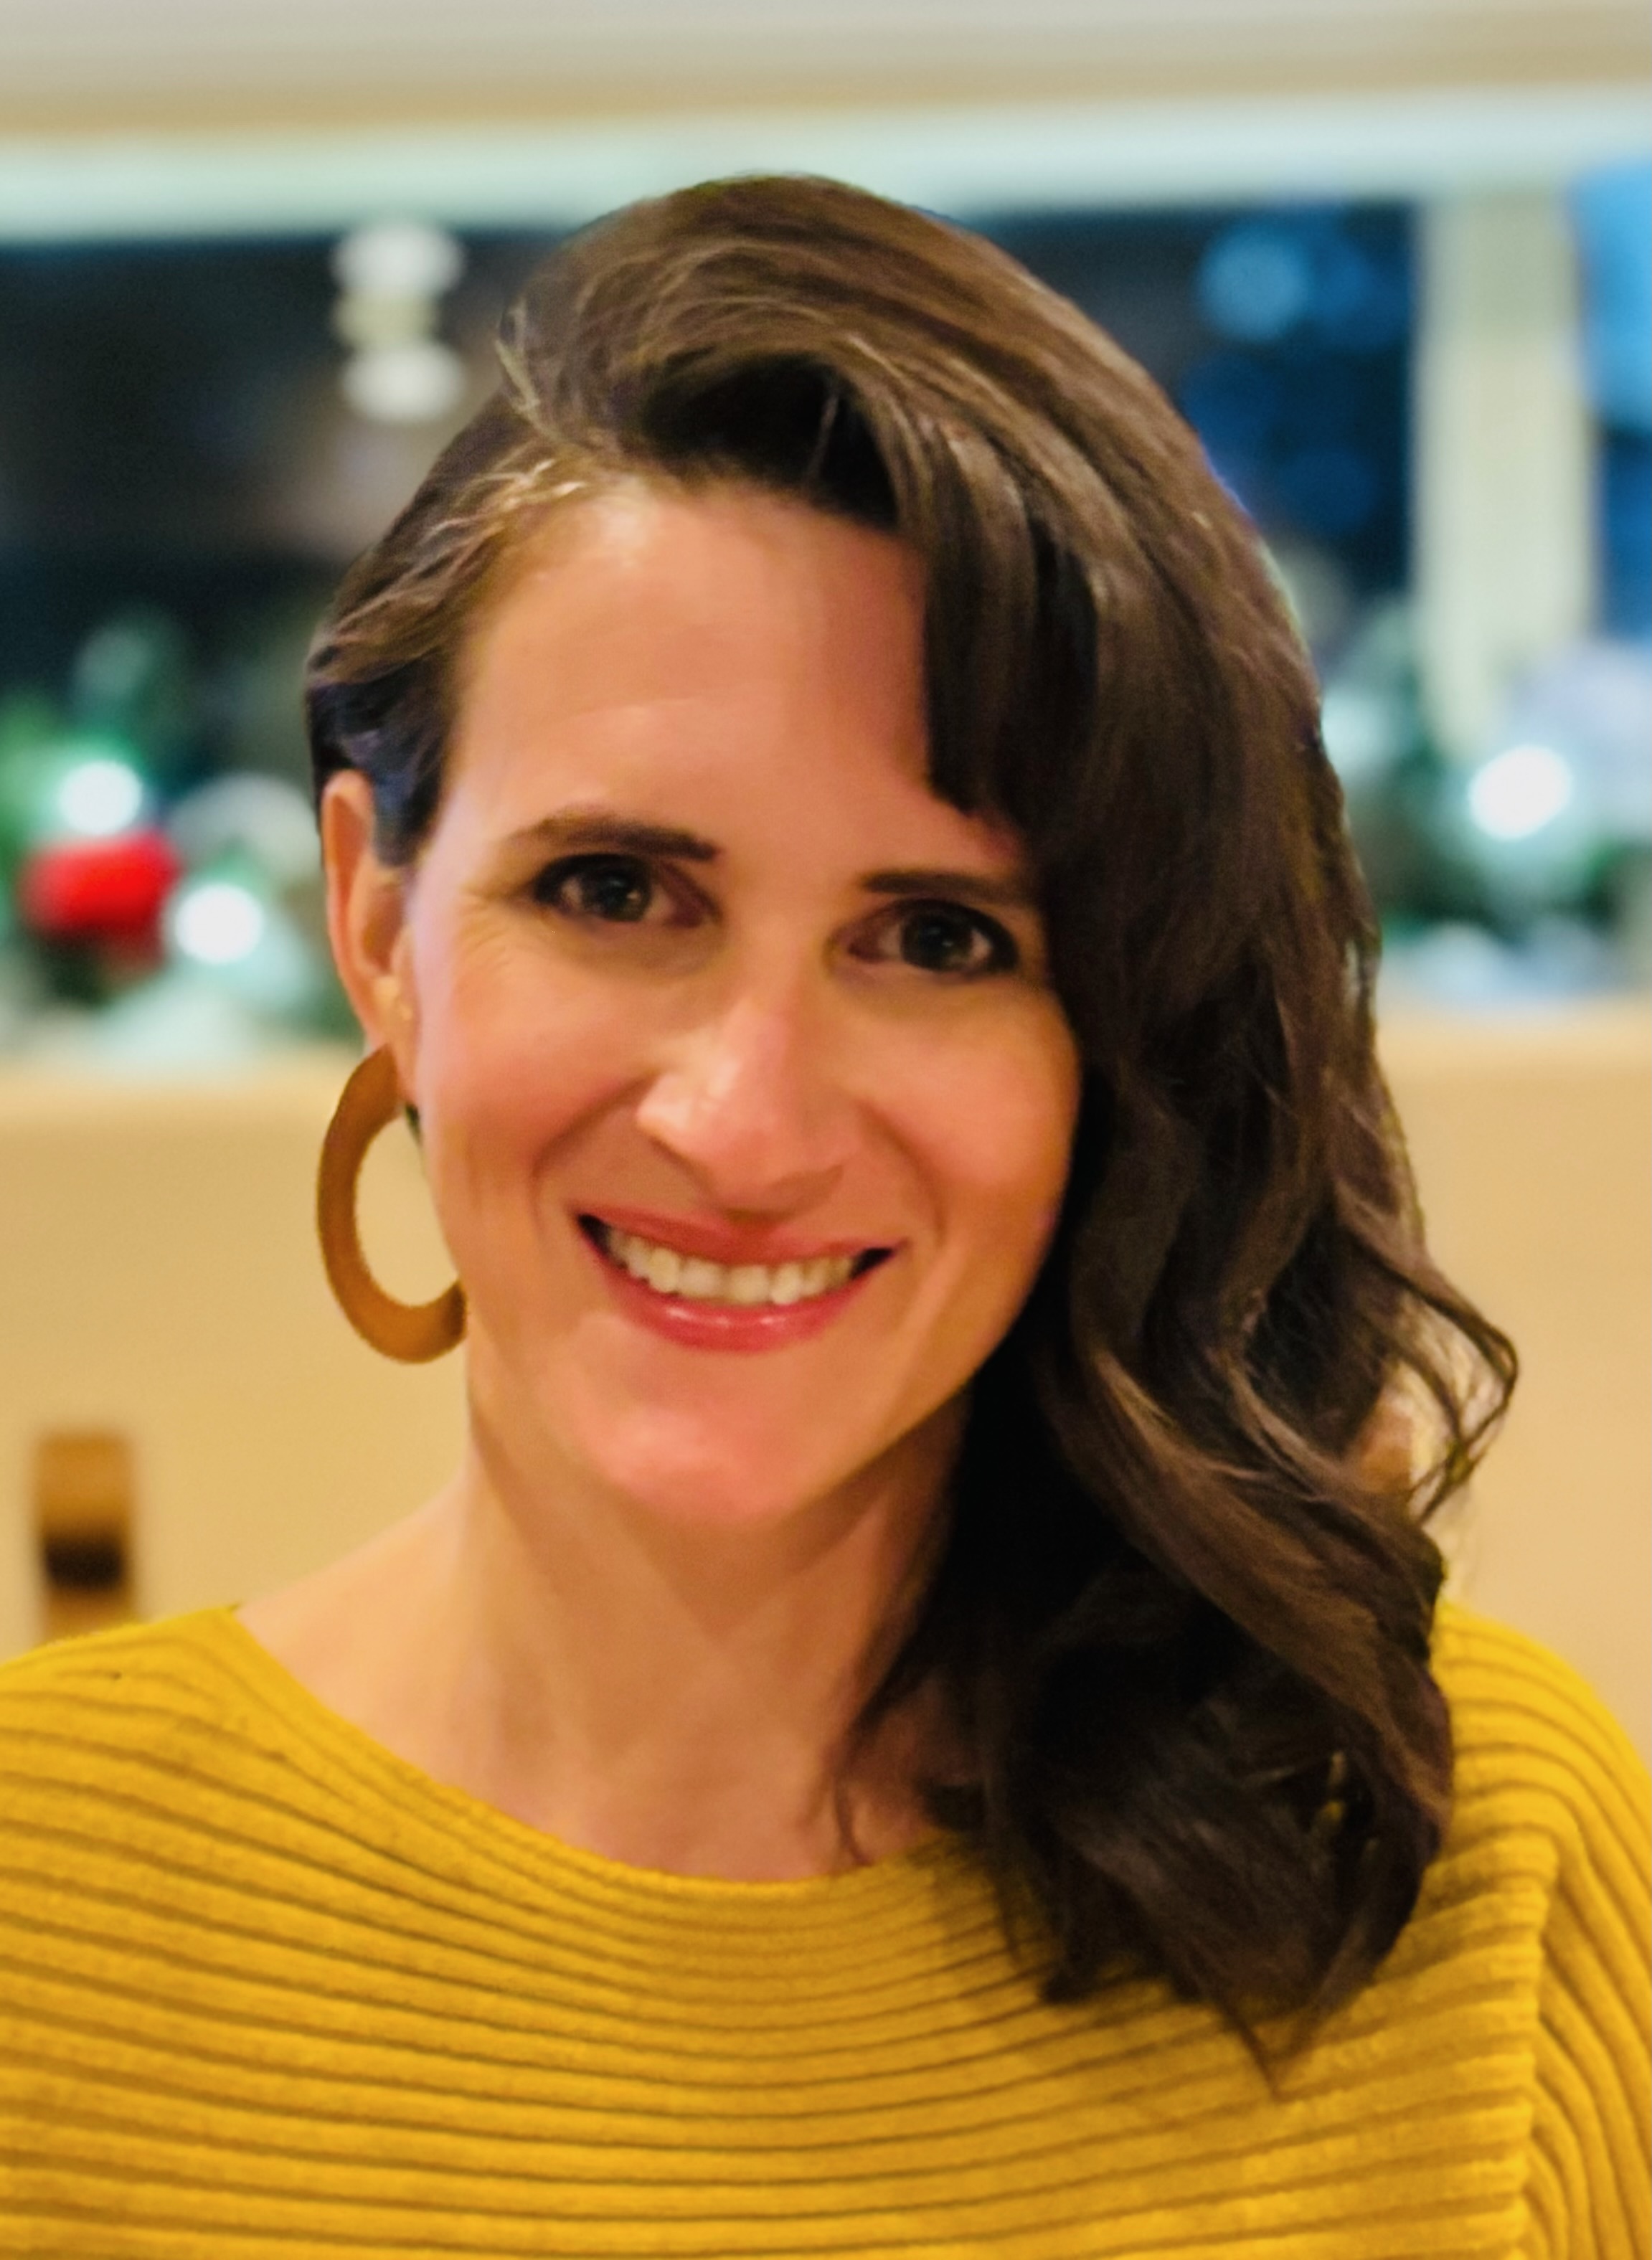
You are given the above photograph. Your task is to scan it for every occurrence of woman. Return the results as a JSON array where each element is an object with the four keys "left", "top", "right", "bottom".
[{"left": 1, "top": 176, "right": 1645, "bottom": 2257}]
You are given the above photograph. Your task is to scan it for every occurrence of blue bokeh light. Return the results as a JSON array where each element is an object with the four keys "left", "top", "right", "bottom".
[
  {"left": 1196, "top": 222, "right": 1313, "bottom": 344},
  {"left": 1305, "top": 236, "right": 1408, "bottom": 354}
]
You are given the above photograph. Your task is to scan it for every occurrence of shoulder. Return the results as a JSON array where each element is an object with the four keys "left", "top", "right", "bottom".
[
  {"left": 1422, "top": 1604, "right": 1648, "bottom": 2061},
  {"left": 1429, "top": 1609, "right": 1652, "bottom": 2254},
  {"left": 0, "top": 1609, "right": 385, "bottom": 1990},
  {"left": 1394, "top": 1604, "right": 1648, "bottom": 1996},
  {"left": 1431, "top": 1601, "right": 1650, "bottom": 1867},
  {"left": 0, "top": 1608, "right": 245, "bottom": 1718},
  {"left": 0, "top": 1610, "right": 282, "bottom": 1817}
]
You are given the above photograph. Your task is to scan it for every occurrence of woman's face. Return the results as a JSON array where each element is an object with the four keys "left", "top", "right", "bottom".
[{"left": 329, "top": 483, "right": 1081, "bottom": 1530}]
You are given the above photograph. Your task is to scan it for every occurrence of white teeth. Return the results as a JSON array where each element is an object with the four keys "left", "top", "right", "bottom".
[
  {"left": 598, "top": 1226, "right": 866, "bottom": 1308},
  {"left": 677, "top": 1257, "right": 727, "bottom": 1301}
]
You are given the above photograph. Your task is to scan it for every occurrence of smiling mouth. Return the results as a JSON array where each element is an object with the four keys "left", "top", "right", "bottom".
[{"left": 580, "top": 1216, "right": 892, "bottom": 1308}]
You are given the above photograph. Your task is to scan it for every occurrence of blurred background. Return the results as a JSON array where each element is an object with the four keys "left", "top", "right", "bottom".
[{"left": 1, "top": 1, "right": 1647, "bottom": 1749}]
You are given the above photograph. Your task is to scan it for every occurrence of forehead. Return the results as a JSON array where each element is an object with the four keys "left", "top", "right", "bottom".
[
  {"left": 440, "top": 482, "right": 1024, "bottom": 874},
  {"left": 458, "top": 480, "right": 919, "bottom": 710}
]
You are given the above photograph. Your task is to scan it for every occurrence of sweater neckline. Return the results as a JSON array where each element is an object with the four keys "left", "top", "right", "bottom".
[{"left": 201, "top": 1604, "right": 963, "bottom": 1914}]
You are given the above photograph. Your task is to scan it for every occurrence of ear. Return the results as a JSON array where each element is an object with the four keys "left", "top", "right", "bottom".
[{"left": 321, "top": 772, "right": 420, "bottom": 1089}]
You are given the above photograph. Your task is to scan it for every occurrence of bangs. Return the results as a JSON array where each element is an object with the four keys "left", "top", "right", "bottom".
[{"left": 580, "top": 334, "right": 1192, "bottom": 896}]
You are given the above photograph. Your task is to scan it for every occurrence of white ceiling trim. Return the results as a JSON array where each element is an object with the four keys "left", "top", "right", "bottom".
[{"left": 0, "top": 85, "right": 1646, "bottom": 242}]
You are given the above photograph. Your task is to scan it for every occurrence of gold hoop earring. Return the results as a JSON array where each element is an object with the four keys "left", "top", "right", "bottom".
[{"left": 316, "top": 1046, "right": 466, "bottom": 1363}]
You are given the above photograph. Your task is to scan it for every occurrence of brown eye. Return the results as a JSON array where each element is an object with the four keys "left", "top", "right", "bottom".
[
  {"left": 534, "top": 854, "right": 657, "bottom": 923},
  {"left": 866, "top": 900, "right": 1019, "bottom": 978}
]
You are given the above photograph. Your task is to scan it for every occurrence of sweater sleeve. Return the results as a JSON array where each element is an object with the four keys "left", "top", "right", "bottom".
[{"left": 1508, "top": 1650, "right": 1651, "bottom": 2260}]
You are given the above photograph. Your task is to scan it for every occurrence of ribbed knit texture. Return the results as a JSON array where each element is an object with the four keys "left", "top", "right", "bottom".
[{"left": 0, "top": 1603, "right": 1645, "bottom": 2258}]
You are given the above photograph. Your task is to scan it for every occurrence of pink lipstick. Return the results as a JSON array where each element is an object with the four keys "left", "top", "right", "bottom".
[{"left": 577, "top": 1211, "right": 894, "bottom": 1353}]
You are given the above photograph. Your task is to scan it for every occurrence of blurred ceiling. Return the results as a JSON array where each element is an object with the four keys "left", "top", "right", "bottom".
[{"left": 2, "top": 0, "right": 1648, "bottom": 132}]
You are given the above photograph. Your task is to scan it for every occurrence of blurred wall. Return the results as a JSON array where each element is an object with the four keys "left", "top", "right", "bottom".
[
  {"left": 0, "top": 1057, "right": 465, "bottom": 1653},
  {"left": 1379, "top": 1004, "right": 1650, "bottom": 1755}
]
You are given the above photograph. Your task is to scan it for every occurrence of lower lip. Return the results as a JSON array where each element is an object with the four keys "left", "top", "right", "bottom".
[{"left": 584, "top": 1234, "right": 884, "bottom": 1353}]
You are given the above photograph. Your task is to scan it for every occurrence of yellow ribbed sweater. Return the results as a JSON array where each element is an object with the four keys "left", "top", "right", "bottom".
[{"left": 0, "top": 1604, "right": 1646, "bottom": 2259}]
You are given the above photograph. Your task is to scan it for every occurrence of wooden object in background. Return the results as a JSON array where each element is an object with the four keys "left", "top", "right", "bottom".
[{"left": 34, "top": 1429, "right": 136, "bottom": 1641}]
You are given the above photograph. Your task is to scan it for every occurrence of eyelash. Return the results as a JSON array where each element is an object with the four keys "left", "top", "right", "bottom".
[
  {"left": 529, "top": 854, "right": 1021, "bottom": 979},
  {"left": 531, "top": 853, "right": 689, "bottom": 927}
]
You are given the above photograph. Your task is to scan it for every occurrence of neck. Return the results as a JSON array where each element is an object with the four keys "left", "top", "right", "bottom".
[{"left": 242, "top": 1384, "right": 960, "bottom": 1881}]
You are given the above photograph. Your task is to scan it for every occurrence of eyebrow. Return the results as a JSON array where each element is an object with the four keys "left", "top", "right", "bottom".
[
  {"left": 502, "top": 813, "right": 718, "bottom": 863},
  {"left": 503, "top": 813, "right": 1037, "bottom": 911},
  {"left": 859, "top": 867, "right": 1039, "bottom": 912}
]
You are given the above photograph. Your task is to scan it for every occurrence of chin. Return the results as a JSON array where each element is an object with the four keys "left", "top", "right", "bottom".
[{"left": 584, "top": 1422, "right": 839, "bottom": 1533}]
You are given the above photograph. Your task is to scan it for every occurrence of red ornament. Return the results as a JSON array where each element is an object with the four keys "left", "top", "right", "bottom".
[{"left": 17, "top": 829, "right": 181, "bottom": 954}]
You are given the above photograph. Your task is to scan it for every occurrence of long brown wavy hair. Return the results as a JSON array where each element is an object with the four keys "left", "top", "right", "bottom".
[{"left": 307, "top": 175, "right": 1515, "bottom": 2041}]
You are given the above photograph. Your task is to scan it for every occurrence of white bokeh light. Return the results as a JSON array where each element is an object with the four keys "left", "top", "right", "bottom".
[
  {"left": 1467, "top": 743, "right": 1577, "bottom": 841},
  {"left": 166, "top": 772, "right": 318, "bottom": 888},
  {"left": 331, "top": 220, "right": 463, "bottom": 302},
  {"left": 171, "top": 880, "right": 267, "bottom": 967},
  {"left": 55, "top": 757, "right": 143, "bottom": 838},
  {"left": 341, "top": 339, "right": 466, "bottom": 425},
  {"left": 1319, "top": 685, "right": 1397, "bottom": 788}
]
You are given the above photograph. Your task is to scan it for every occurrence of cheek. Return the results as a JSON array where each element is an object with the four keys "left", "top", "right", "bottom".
[
  {"left": 902, "top": 1004, "right": 1080, "bottom": 1266},
  {"left": 405, "top": 919, "right": 641, "bottom": 1188}
]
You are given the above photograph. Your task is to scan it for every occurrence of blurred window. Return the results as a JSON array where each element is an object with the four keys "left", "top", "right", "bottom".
[{"left": 0, "top": 195, "right": 1644, "bottom": 1062}]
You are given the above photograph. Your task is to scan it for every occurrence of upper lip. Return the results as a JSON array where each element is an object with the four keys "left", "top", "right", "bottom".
[{"left": 580, "top": 1204, "right": 895, "bottom": 1269}]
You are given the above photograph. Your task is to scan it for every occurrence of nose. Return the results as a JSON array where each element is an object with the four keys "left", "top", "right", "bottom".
[{"left": 633, "top": 982, "right": 857, "bottom": 1213}]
